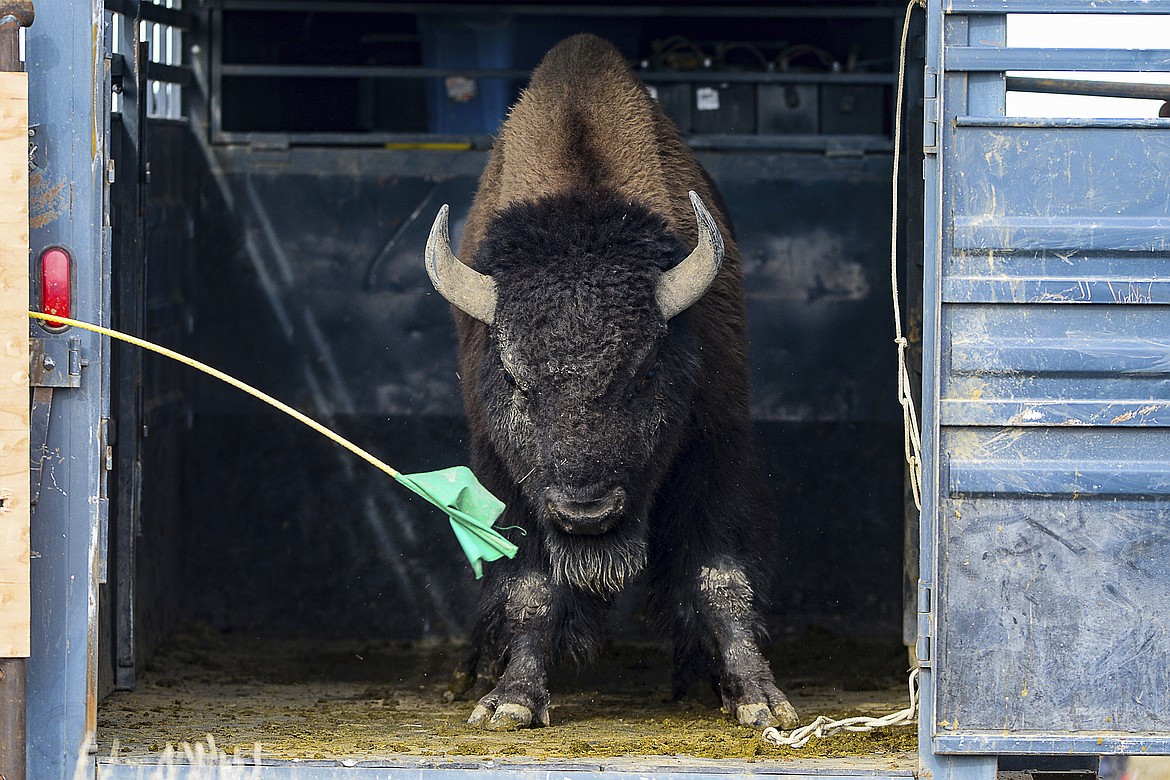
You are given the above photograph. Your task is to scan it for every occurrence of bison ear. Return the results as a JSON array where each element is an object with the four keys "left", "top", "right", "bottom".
[
  {"left": 655, "top": 191, "right": 724, "bottom": 320},
  {"left": 425, "top": 205, "right": 498, "bottom": 325}
]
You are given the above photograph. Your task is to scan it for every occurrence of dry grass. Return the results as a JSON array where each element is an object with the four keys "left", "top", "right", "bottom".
[{"left": 97, "top": 626, "right": 916, "bottom": 764}]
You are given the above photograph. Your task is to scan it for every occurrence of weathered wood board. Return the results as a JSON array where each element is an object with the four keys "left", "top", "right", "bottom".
[{"left": 0, "top": 71, "right": 29, "bottom": 658}]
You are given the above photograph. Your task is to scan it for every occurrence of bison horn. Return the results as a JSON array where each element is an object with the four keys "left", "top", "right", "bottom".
[
  {"left": 425, "top": 204, "right": 498, "bottom": 325},
  {"left": 656, "top": 191, "right": 725, "bottom": 320}
]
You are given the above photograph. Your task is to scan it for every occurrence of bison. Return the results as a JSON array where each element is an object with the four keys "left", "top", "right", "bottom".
[{"left": 425, "top": 33, "right": 798, "bottom": 732}]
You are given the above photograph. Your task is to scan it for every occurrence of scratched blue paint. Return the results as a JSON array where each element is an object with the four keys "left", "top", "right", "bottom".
[
  {"left": 924, "top": 0, "right": 1170, "bottom": 760},
  {"left": 944, "top": 278, "right": 1170, "bottom": 304},
  {"left": 951, "top": 459, "right": 1170, "bottom": 496},
  {"left": 951, "top": 339, "right": 1170, "bottom": 376},
  {"left": 26, "top": 2, "right": 112, "bottom": 780},
  {"left": 946, "top": 0, "right": 1170, "bottom": 12},
  {"left": 954, "top": 219, "right": 1170, "bottom": 252},
  {"left": 948, "top": 47, "right": 1170, "bottom": 72}
]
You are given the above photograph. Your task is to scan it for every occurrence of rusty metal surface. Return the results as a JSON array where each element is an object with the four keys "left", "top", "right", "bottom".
[
  {"left": 0, "top": 0, "right": 33, "bottom": 72},
  {"left": 0, "top": 1, "right": 34, "bottom": 26},
  {"left": 0, "top": 658, "right": 27, "bottom": 780}
]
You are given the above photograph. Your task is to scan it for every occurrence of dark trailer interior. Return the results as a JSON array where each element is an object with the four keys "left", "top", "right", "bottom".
[{"left": 98, "top": 0, "right": 922, "bottom": 766}]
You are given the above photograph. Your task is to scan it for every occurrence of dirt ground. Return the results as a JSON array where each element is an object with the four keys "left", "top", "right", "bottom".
[{"left": 97, "top": 625, "right": 917, "bottom": 764}]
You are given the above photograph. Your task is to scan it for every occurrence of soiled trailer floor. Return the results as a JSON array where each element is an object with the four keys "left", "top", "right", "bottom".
[{"left": 97, "top": 626, "right": 916, "bottom": 766}]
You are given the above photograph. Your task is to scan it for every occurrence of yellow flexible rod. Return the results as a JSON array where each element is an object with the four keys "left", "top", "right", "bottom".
[{"left": 27, "top": 310, "right": 402, "bottom": 480}]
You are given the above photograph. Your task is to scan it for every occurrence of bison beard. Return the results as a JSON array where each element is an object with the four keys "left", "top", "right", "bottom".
[
  {"left": 425, "top": 34, "right": 800, "bottom": 733},
  {"left": 545, "top": 511, "right": 649, "bottom": 595}
]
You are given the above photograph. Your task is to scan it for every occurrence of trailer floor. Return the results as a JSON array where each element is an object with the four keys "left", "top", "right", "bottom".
[{"left": 97, "top": 626, "right": 916, "bottom": 767}]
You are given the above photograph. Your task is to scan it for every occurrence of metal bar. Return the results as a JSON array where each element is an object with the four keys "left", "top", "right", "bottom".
[
  {"left": 213, "top": 130, "right": 490, "bottom": 147},
  {"left": 136, "top": 2, "right": 188, "bottom": 30},
  {"left": 946, "top": 0, "right": 1170, "bottom": 13},
  {"left": 918, "top": 0, "right": 945, "bottom": 769},
  {"left": 942, "top": 277, "right": 1170, "bottom": 305},
  {"left": 210, "top": 2, "right": 224, "bottom": 143},
  {"left": 216, "top": 62, "right": 896, "bottom": 85},
  {"left": 110, "top": 0, "right": 143, "bottom": 694},
  {"left": 29, "top": 387, "right": 50, "bottom": 507},
  {"left": 944, "top": 400, "right": 1170, "bottom": 428},
  {"left": 948, "top": 47, "right": 1170, "bottom": 72},
  {"left": 952, "top": 215, "right": 1170, "bottom": 251},
  {"left": 0, "top": 1, "right": 34, "bottom": 72},
  {"left": 956, "top": 115, "right": 1170, "bottom": 128},
  {"left": 935, "top": 733, "right": 1170, "bottom": 755},
  {"left": 685, "top": 134, "right": 892, "bottom": 152},
  {"left": 217, "top": 1, "right": 902, "bottom": 19},
  {"left": 1006, "top": 75, "right": 1170, "bottom": 101},
  {"left": 0, "top": 659, "right": 26, "bottom": 780},
  {"left": 210, "top": 129, "right": 894, "bottom": 153},
  {"left": 219, "top": 63, "right": 533, "bottom": 80},
  {"left": 144, "top": 60, "right": 190, "bottom": 86},
  {"left": 106, "top": 0, "right": 190, "bottom": 30}
]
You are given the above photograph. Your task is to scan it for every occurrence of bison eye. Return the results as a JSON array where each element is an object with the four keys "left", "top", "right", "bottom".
[
  {"left": 636, "top": 366, "right": 657, "bottom": 393},
  {"left": 501, "top": 367, "right": 528, "bottom": 403}
]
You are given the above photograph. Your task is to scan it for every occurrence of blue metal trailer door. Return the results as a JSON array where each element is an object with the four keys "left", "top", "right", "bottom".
[
  {"left": 921, "top": 0, "right": 1170, "bottom": 772},
  {"left": 26, "top": 1, "right": 112, "bottom": 778}
]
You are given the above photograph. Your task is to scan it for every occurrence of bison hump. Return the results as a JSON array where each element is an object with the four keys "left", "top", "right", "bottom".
[{"left": 494, "top": 34, "right": 677, "bottom": 222}]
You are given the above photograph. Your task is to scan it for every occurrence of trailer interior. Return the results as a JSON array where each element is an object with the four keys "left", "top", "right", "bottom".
[
  {"left": 20, "top": 1, "right": 1170, "bottom": 778},
  {"left": 94, "top": 0, "right": 924, "bottom": 769}
]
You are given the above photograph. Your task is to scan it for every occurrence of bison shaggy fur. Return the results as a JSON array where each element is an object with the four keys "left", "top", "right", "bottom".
[{"left": 428, "top": 33, "right": 798, "bottom": 732}]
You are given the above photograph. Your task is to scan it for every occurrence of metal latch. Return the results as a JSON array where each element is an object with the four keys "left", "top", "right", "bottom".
[
  {"left": 30, "top": 336, "right": 81, "bottom": 388},
  {"left": 30, "top": 337, "right": 83, "bottom": 507}
]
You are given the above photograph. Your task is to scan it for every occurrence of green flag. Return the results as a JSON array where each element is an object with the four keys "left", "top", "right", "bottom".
[
  {"left": 24, "top": 312, "right": 521, "bottom": 580},
  {"left": 396, "top": 466, "right": 517, "bottom": 578}
]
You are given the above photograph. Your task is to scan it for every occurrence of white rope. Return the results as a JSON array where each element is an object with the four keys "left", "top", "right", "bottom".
[
  {"left": 762, "top": 0, "right": 926, "bottom": 749},
  {"left": 890, "top": 0, "right": 927, "bottom": 511},
  {"left": 763, "top": 668, "right": 919, "bottom": 749}
]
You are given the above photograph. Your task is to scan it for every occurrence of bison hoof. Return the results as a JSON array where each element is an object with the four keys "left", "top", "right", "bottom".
[
  {"left": 736, "top": 703, "right": 775, "bottom": 728},
  {"left": 735, "top": 700, "right": 800, "bottom": 729},
  {"left": 469, "top": 702, "right": 539, "bottom": 730},
  {"left": 773, "top": 700, "right": 800, "bottom": 730}
]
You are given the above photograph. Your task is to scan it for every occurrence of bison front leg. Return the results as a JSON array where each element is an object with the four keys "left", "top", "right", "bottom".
[
  {"left": 467, "top": 572, "right": 555, "bottom": 730},
  {"left": 690, "top": 558, "right": 800, "bottom": 729}
]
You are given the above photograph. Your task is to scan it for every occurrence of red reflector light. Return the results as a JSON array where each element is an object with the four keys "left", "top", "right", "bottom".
[{"left": 40, "top": 247, "right": 71, "bottom": 329}]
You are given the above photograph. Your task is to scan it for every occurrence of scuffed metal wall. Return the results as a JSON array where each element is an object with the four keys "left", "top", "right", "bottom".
[{"left": 169, "top": 145, "right": 902, "bottom": 640}]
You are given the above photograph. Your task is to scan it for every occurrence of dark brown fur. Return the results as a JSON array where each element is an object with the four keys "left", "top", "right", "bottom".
[{"left": 442, "top": 34, "right": 797, "bottom": 731}]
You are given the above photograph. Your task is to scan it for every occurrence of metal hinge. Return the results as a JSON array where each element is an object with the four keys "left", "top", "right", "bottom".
[
  {"left": 916, "top": 580, "right": 933, "bottom": 666},
  {"left": 30, "top": 337, "right": 81, "bottom": 388},
  {"left": 923, "top": 66, "right": 938, "bottom": 155}
]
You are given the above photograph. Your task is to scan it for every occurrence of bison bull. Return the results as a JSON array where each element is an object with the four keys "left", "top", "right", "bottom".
[{"left": 426, "top": 33, "right": 798, "bottom": 732}]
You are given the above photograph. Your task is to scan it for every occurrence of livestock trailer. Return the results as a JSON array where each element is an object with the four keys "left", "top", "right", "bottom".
[{"left": 3, "top": 1, "right": 1169, "bottom": 780}]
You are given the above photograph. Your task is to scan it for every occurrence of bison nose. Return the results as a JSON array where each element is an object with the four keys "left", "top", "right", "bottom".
[{"left": 546, "top": 485, "right": 626, "bottom": 536}]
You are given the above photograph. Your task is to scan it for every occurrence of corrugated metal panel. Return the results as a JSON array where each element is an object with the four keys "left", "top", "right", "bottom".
[{"left": 924, "top": 0, "right": 1170, "bottom": 759}]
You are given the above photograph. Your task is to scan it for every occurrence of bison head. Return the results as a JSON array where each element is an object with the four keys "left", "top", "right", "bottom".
[{"left": 427, "top": 191, "right": 723, "bottom": 593}]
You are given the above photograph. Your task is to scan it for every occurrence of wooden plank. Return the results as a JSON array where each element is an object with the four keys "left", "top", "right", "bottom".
[{"left": 0, "top": 72, "right": 29, "bottom": 658}]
